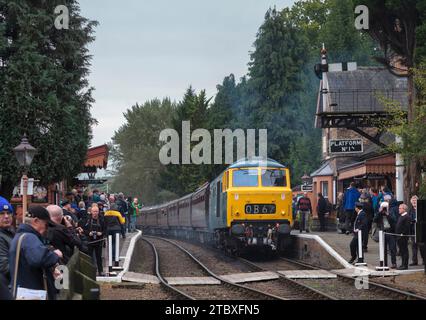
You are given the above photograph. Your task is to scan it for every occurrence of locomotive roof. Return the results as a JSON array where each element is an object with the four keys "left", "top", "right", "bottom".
[{"left": 228, "top": 158, "right": 286, "bottom": 169}]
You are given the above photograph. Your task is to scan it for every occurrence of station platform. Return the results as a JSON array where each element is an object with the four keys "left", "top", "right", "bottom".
[{"left": 297, "top": 230, "right": 424, "bottom": 273}]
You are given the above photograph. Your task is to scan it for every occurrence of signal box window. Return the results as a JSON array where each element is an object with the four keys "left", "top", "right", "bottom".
[
  {"left": 232, "top": 169, "right": 258, "bottom": 187},
  {"left": 261, "top": 169, "right": 286, "bottom": 187}
]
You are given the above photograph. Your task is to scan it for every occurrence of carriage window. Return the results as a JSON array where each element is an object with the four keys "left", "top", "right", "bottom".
[
  {"left": 232, "top": 169, "right": 258, "bottom": 187},
  {"left": 261, "top": 169, "right": 286, "bottom": 187}
]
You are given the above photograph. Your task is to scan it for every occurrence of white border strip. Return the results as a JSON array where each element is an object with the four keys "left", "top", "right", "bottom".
[
  {"left": 117, "top": 230, "right": 142, "bottom": 279},
  {"left": 294, "top": 233, "right": 354, "bottom": 269},
  {"left": 97, "top": 230, "right": 142, "bottom": 283}
]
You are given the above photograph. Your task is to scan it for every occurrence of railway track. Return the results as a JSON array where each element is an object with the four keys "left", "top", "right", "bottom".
[
  {"left": 240, "top": 257, "right": 426, "bottom": 300},
  {"left": 279, "top": 258, "right": 426, "bottom": 300},
  {"left": 142, "top": 236, "right": 286, "bottom": 300},
  {"left": 148, "top": 236, "right": 334, "bottom": 300},
  {"left": 144, "top": 235, "right": 426, "bottom": 300}
]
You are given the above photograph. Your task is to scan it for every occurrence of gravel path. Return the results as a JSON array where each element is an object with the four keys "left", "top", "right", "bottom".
[
  {"left": 296, "top": 278, "right": 395, "bottom": 300},
  {"left": 100, "top": 283, "right": 172, "bottom": 300},
  {"left": 170, "top": 239, "right": 254, "bottom": 275},
  {"left": 178, "top": 285, "right": 266, "bottom": 300},
  {"left": 145, "top": 237, "right": 207, "bottom": 278},
  {"left": 129, "top": 238, "right": 155, "bottom": 274}
]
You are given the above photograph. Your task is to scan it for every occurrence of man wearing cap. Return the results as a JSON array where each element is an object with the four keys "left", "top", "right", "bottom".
[
  {"left": 348, "top": 202, "right": 368, "bottom": 264},
  {"left": 9, "top": 205, "right": 63, "bottom": 300},
  {"left": 0, "top": 203, "right": 15, "bottom": 281},
  {"left": 61, "top": 200, "right": 78, "bottom": 224}
]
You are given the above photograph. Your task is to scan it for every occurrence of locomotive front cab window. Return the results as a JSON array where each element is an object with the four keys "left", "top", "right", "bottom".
[
  {"left": 261, "top": 169, "right": 287, "bottom": 187},
  {"left": 232, "top": 169, "right": 258, "bottom": 187}
]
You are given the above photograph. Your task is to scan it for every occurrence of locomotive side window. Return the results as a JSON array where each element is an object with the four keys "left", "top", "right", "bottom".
[
  {"left": 261, "top": 169, "right": 286, "bottom": 187},
  {"left": 232, "top": 169, "right": 258, "bottom": 187}
]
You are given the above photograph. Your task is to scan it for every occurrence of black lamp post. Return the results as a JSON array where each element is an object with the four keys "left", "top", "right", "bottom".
[{"left": 13, "top": 135, "right": 36, "bottom": 224}]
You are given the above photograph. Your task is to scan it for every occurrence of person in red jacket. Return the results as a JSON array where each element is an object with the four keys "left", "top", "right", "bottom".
[{"left": 297, "top": 192, "right": 312, "bottom": 233}]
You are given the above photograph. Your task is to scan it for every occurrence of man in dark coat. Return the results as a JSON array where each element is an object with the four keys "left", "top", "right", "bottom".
[
  {"left": 349, "top": 202, "right": 369, "bottom": 264},
  {"left": 9, "top": 206, "right": 62, "bottom": 300},
  {"left": 317, "top": 193, "right": 328, "bottom": 232},
  {"left": 396, "top": 204, "right": 411, "bottom": 270},
  {"left": 46, "top": 205, "right": 82, "bottom": 264},
  {"left": 0, "top": 204, "right": 15, "bottom": 281},
  {"left": 116, "top": 193, "right": 128, "bottom": 238},
  {"left": 373, "top": 201, "right": 397, "bottom": 268},
  {"left": 409, "top": 196, "right": 424, "bottom": 266},
  {"left": 82, "top": 205, "right": 105, "bottom": 275}
]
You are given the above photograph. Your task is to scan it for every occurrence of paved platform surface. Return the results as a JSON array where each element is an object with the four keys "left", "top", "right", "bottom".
[
  {"left": 279, "top": 270, "right": 337, "bottom": 279},
  {"left": 220, "top": 271, "right": 279, "bottom": 283},
  {"left": 299, "top": 231, "right": 424, "bottom": 272}
]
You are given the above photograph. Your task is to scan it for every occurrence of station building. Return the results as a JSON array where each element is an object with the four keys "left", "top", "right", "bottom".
[{"left": 305, "top": 49, "right": 408, "bottom": 230}]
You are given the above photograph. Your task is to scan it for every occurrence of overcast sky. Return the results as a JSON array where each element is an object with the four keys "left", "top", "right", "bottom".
[{"left": 79, "top": 0, "right": 295, "bottom": 147}]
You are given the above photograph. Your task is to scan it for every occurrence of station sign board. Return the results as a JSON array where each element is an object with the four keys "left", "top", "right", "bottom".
[
  {"left": 329, "top": 139, "right": 363, "bottom": 154},
  {"left": 301, "top": 184, "right": 313, "bottom": 192}
]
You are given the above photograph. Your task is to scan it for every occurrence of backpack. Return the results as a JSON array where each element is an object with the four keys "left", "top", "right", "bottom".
[{"left": 326, "top": 199, "right": 333, "bottom": 213}]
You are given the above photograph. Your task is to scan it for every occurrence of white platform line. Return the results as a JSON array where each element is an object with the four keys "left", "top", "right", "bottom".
[
  {"left": 97, "top": 230, "right": 142, "bottom": 282},
  {"left": 294, "top": 234, "right": 354, "bottom": 270}
]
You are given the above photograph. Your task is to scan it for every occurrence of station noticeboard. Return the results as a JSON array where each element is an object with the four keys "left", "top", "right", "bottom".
[{"left": 329, "top": 139, "right": 363, "bottom": 154}]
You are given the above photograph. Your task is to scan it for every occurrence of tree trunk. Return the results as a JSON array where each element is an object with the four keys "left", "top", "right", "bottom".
[{"left": 404, "top": 71, "right": 422, "bottom": 201}]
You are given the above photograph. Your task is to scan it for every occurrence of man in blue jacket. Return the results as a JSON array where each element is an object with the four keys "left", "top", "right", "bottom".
[
  {"left": 9, "top": 205, "right": 63, "bottom": 300},
  {"left": 343, "top": 182, "right": 361, "bottom": 235}
]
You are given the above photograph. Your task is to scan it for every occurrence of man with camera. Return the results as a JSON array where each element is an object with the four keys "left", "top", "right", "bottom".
[
  {"left": 373, "top": 201, "right": 398, "bottom": 268},
  {"left": 46, "top": 205, "right": 83, "bottom": 264},
  {"left": 82, "top": 204, "right": 105, "bottom": 276}
]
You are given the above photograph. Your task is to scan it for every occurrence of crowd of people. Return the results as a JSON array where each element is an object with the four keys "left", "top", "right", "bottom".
[
  {"left": 0, "top": 190, "right": 143, "bottom": 300},
  {"left": 293, "top": 183, "right": 424, "bottom": 270},
  {"left": 336, "top": 183, "right": 424, "bottom": 269}
]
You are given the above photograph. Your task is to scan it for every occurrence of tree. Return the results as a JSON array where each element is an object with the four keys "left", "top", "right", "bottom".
[
  {"left": 247, "top": 9, "right": 309, "bottom": 148},
  {"left": 356, "top": 0, "right": 426, "bottom": 197},
  {"left": 111, "top": 99, "right": 176, "bottom": 204},
  {"left": 0, "top": 0, "right": 97, "bottom": 198},
  {"left": 159, "top": 88, "right": 211, "bottom": 196}
]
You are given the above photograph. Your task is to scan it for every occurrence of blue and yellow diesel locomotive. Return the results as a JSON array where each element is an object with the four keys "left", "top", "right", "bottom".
[{"left": 139, "top": 158, "right": 293, "bottom": 254}]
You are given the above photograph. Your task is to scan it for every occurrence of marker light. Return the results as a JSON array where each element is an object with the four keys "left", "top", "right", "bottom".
[
  {"left": 281, "top": 193, "right": 286, "bottom": 200},
  {"left": 235, "top": 194, "right": 239, "bottom": 200}
]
